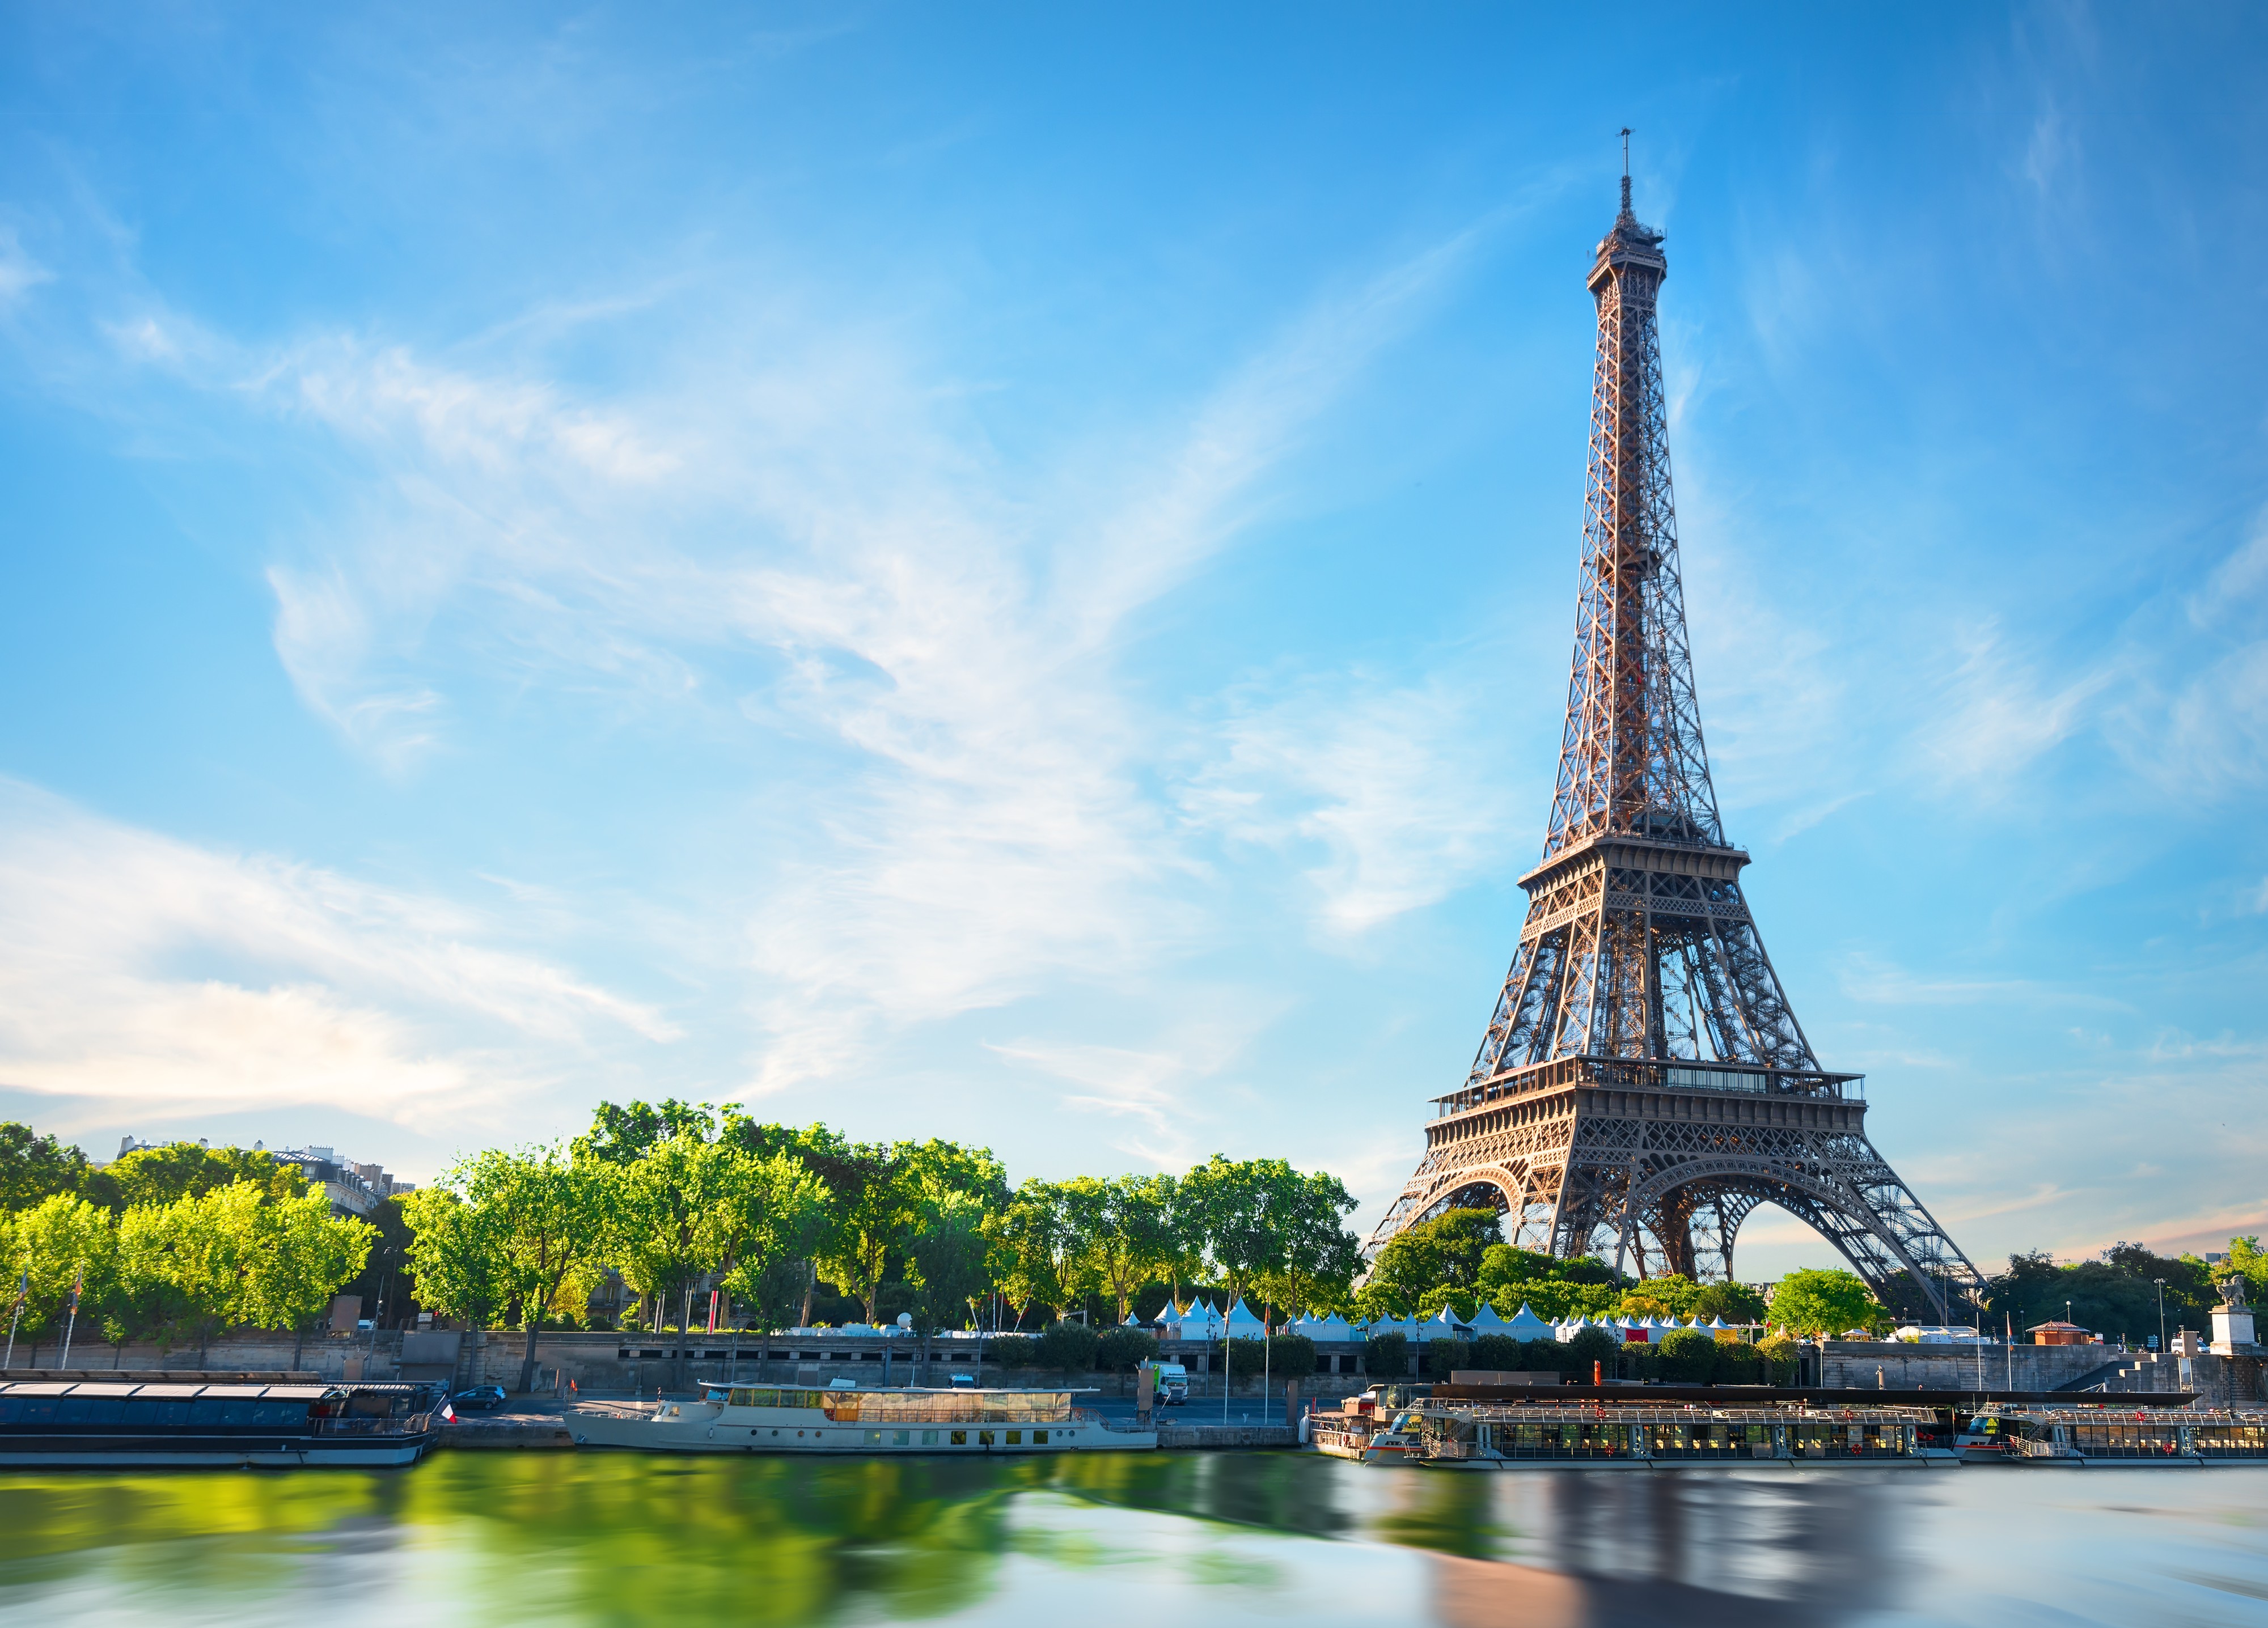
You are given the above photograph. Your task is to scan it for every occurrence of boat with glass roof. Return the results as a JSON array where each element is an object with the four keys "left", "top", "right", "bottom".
[
  {"left": 570, "top": 1383, "right": 1158, "bottom": 1455},
  {"left": 0, "top": 1378, "right": 449, "bottom": 1467}
]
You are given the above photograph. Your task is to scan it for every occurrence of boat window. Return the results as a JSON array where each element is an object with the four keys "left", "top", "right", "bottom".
[
  {"left": 892, "top": 1430, "right": 910, "bottom": 1445},
  {"left": 727, "top": 1389, "right": 778, "bottom": 1407},
  {"left": 1032, "top": 1430, "right": 1048, "bottom": 1444},
  {"left": 82, "top": 1401, "right": 127, "bottom": 1425},
  {"left": 978, "top": 1430, "right": 995, "bottom": 1445},
  {"left": 1005, "top": 1430, "right": 1022, "bottom": 1445},
  {"left": 15, "top": 1400, "right": 55, "bottom": 1424},
  {"left": 255, "top": 1403, "right": 307, "bottom": 1427},
  {"left": 922, "top": 1430, "right": 938, "bottom": 1445},
  {"left": 950, "top": 1430, "right": 967, "bottom": 1445},
  {"left": 0, "top": 1400, "right": 14, "bottom": 1423}
]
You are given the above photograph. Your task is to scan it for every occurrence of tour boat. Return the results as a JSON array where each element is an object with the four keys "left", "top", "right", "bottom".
[
  {"left": 570, "top": 1383, "right": 1158, "bottom": 1455},
  {"left": 1407, "top": 1404, "right": 1954, "bottom": 1469},
  {"left": 1956, "top": 1407, "right": 2268, "bottom": 1466},
  {"left": 0, "top": 1377, "right": 448, "bottom": 1468}
]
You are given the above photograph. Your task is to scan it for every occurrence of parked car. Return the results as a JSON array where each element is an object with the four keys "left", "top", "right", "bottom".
[{"left": 451, "top": 1385, "right": 509, "bottom": 1412}]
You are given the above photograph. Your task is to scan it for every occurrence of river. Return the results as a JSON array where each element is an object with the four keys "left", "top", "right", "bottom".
[{"left": 1, "top": 1453, "right": 2262, "bottom": 1625}]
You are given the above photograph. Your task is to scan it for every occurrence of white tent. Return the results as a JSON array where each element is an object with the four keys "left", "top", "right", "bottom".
[
  {"left": 1305, "top": 1312, "right": 1355, "bottom": 1341},
  {"left": 1428, "top": 1305, "right": 1472, "bottom": 1338},
  {"left": 1121, "top": 1310, "right": 1144, "bottom": 1328},
  {"left": 1503, "top": 1303, "right": 1554, "bottom": 1340},
  {"left": 1556, "top": 1316, "right": 1589, "bottom": 1343},
  {"left": 1223, "top": 1298, "right": 1267, "bottom": 1334},
  {"left": 1171, "top": 1299, "right": 1223, "bottom": 1340},
  {"left": 1706, "top": 1316, "right": 1729, "bottom": 1331},
  {"left": 1465, "top": 1303, "right": 1510, "bottom": 1332}
]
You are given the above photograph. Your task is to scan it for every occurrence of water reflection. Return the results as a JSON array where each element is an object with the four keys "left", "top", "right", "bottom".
[{"left": 0, "top": 1455, "right": 2261, "bottom": 1626}]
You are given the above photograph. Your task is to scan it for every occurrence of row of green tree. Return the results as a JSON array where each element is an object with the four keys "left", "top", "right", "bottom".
[
  {"left": 1351, "top": 1204, "right": 2265, "bottom": 1344},
  {"left": 400, "top": 1100, "right": 1369, "bottom": 1390},
  {"left": 0, "top": 1134, "right": 372, "bottom": 1365}
]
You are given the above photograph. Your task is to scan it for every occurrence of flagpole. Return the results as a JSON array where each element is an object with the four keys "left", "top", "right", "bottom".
[
  {"left": 3, "top": 1270, "right": 25, "bottom": 1368},
  {"left": 60, "top": 1263, "right": 84, "bottom": 1369}
]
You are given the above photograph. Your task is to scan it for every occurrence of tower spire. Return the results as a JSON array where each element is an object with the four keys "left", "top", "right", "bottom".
[{"left": 1363, "top": 177, "right": 1983, "bottom": 1325}]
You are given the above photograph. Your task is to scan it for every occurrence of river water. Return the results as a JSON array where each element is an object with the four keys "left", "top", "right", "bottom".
[{"left": 1, "top": 1453, "right": 2263, "bottom": 1625}]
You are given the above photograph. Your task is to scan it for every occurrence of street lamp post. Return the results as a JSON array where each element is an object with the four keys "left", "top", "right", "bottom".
[{"left": 2154, "top": 1279, "right": 2167, "bottom": 1355}]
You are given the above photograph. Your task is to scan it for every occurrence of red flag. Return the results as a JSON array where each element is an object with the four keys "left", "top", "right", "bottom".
[
  {"left": 66, "top": 1264, "right": 83, "bottom": 1312},
  {"left": 706, "top": 1289, "right": 720, "bottom": 1335}
]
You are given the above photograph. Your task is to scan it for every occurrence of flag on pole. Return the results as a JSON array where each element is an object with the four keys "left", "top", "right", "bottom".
[
  {"left": 706, "top": 1288, "right": 720, "bottom": 1335},
  {"left": 67, "top": 1264, "right": 83, "bottom": 1312}
]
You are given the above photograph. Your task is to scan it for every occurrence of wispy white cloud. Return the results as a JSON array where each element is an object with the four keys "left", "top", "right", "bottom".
[
  {"left": 195, "top": 228, "right": 1495, "bottom": 1101},
  {"left": 0, "top": 781, "right": 676, "bottom": 1129},
  {"left": 0, "top": 226, "right": 52, "bottom": 306},
  {"left": 1180, "top": 662, "right": 1531, "bottom": 935}
]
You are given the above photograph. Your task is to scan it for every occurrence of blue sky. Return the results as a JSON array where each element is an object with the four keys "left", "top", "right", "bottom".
[{"left": 1, "top": 5, "right": 2264, "bottom": 1282}]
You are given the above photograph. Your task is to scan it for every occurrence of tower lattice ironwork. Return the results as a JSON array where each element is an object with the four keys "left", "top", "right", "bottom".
[{"left": 1369, "top": 161, "right": 1982, "bottom": 1321}]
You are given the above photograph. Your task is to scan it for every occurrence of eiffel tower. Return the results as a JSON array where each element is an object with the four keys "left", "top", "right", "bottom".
[{"left": 1369, "top": 152, "right": 1983, "bottom": 1321}]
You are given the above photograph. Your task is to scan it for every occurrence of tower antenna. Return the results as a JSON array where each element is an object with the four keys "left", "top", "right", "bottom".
[{"left": 1619, "top": 127, "right": 1634, "bottom": 215}]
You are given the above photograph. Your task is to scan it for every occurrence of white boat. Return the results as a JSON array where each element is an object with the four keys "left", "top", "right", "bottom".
[{"left": 571, "top": 1383, "right": 1157, "bottom": 1456}]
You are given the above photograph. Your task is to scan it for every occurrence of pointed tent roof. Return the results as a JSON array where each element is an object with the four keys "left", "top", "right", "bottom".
[
  {"left": 1465, "top": 1303, "right": 1509, "bottom": 1330},
  {"left": 1504, "top": 1303, "right": 1554, "bottom": 1339},
  {"left": 1430, "top": 1304, "right": 1470, "bottom": 1329},
  {"left": 1122, "top": 1310, "right": 1144, "bottom": 1327},
  {"left": 1224, "top": 1298, "right": 1266, "bottom": 1330},
  {"left": 1707, "top": 1315, "right": 1728, "bottom": 1330},
  {"left": 1308, "top": 1312, "right": 1354, "bottom": 1337}
]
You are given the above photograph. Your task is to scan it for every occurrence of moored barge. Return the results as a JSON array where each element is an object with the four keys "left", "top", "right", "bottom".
[
  {"left": 1411, "top": 1403, "right": 1950, "bottom": 1469},
  {"left": 0, "top": 1378, "right": 448, "bottom": 1468},
  {"left": 1957, "top": 1407, "right": 2268, "bottom": 1466},
  {"left": 572, "top": 1383, "right": 1158, "bottom": 1455}
]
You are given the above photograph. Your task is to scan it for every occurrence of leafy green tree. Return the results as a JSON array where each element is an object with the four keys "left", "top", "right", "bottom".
[
  {"left": 1057, "top": 1173, "right": 1173, "bottom": 1325},
  {"left": 106, "top": 1205, "right": 198, "bottom": 1360},
  {"left": 1563, "top": 1325, "right": 1619, "bottom": 1375},
  {"left": 711, "top": 1149, "right": 832, "bottom": 1336},
  {"left": 717, "top": 1117, "right": 888, "bottom": 1326},
  {"left": 434, "top": 1147, "right": 617, "bottom": 1392},
  {"left": 1036, "top": 1321, "right": 1099, "bottom": 1372},
  {"left": 1251, "top": 1170, "right": 1362, "bottom": 1320},
  {"left": 2, "top": 1193, "right": 115, "bottom": 1362},
  {"left": 1181, "top": 1154, "right": 1315, "bottom": 1327},
  {"left": 1691, "top": 1281, "right": 1767, "bottom": 1324},
  {"left": 401, "top": 1184, "right": 509, "bottom": 1339},
  {"left": 1362, "top": 1330, "right": 1408, "bottom": 1377},
  {"left": 1757, "top": 1332, "right": 1799, "bottom": 1382},
  {"left": 573, "top": 1099, "right": 717, "bottom": 1164},
  {"left": 1767, "top": 1267, "right": 1886, "bottom": 1337},
  {"left": 107, "top": 1142, "right": 307, "bottom": 1209},
  {"left": 993, "top": 1179, "right": 1070, "bottom": 1327},
  {"left": 1656, "top": 1327, "right": 1719, "bottom": 1383},
  {"left": 241, "top": 1188, "right": 376, "bottom": 1368},
  {"left": 153, "top": 1182, "right": 266, "bottom": 1363},
  {"left": 1365, "top": 1207, "right": 1503, "bottom": 1318},
  {"left": 814, "top": 1152, "right": 916, "bottom": 1328},
  {"left": 905, "top": 1189, "right": 992, "bottom": 1381},
  {"left": 1095, "top": 1326, "right": 1159, "bottom": 1372},
  {"left": 0, "top": 1122, "right": 93, "bottom": 1212}
]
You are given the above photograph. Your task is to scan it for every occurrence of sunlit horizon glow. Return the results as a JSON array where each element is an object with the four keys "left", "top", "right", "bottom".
[{"left": 2, "top": 6, "right": 2265, "bottom": 1283}]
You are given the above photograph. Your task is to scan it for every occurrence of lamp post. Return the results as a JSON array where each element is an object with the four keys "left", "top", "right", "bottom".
[{"left": 2154, "top": 1279, "right": 2167, "bottom": 1355}]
